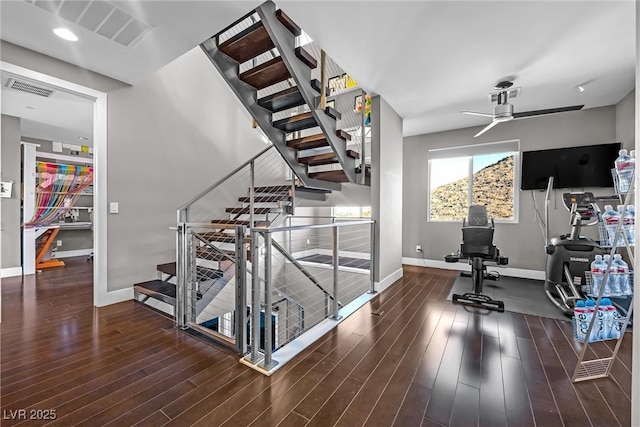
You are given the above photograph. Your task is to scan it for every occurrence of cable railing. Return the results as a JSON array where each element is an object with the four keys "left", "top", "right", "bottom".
[{"left": 243, "top": 217, "right": 375, "bottom": 372}]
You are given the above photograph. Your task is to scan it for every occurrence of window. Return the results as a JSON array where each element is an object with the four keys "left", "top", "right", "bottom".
[
  {"left": 428, "top": 140, "right": 519, "bottom": 222},
  {"left": 332, "top": 206, "right": 371, "bottom": 218}
]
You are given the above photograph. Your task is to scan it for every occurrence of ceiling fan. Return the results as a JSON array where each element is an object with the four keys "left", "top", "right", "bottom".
[{"left": 461, "top": 80, "right": 584, "bottom": 137}]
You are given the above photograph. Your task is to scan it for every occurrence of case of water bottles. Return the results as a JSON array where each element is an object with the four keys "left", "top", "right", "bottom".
[
  {"left": 572, "top": 298, "right": 625, "bottom": 343},
  {"left": 584, "top": 270, "right": 634, "bottom": 298}
]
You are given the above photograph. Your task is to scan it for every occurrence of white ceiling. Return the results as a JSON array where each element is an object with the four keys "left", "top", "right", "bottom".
[{"left": 0, "top": 0, "right": 636, "bottom": 140}]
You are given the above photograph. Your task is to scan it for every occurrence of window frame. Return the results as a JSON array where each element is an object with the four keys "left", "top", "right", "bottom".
[{"left": 427, "top": 139, "right": 520, "bottom": 224}]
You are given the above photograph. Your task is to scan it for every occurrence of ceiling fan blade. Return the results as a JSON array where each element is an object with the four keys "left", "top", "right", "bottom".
[
  {"left": 513, "top": 104, "right": 584, "bottom": 119},
  {"left": 461, "top": 110, "right": 494, "bottom": 118},
  {"left": 474, "top": 120, "right": 500, "bottom": 138}
]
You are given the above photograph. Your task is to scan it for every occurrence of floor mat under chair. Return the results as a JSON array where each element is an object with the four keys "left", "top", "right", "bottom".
[{"left": 446, "top": 272, "right": 569, "bottom": 321}]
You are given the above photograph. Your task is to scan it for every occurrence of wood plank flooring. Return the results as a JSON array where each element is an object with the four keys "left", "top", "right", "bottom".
[{"left": 0, "top": 259, "right": 632, "bottom": 426}]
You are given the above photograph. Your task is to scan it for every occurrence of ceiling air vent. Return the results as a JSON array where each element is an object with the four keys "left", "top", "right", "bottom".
[
  {"left": 6, "top": 79, "right": 55, "bottom": 97},
  {"left": 23, "top": 0, "right": 154, "bottom": 47}
]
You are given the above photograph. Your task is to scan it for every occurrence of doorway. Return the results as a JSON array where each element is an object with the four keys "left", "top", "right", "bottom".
[{"left": 0, "top": 61, "right": 108, "bottom": 307}]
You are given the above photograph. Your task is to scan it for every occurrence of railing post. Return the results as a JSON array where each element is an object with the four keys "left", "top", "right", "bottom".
[
  {"left": 250, "top": 229, "right": 262, "bottom": 363},
  {"left": 260, "top": 231, "right": 278, "bottom": 370},
  {"left": 320, "top": 49, "right": 326, "bottom": 110},
  {"left": 235, "top": 225, "right": 247, "bottom": 355},
  {"left": 290, "top": 171, "right": 296, "bottom": 217},
  {"left": 360, "top": 88, "right": 367, "bottom": 185},
  {"left": 176, "top": 215, "right": 186, "bottom": 328},
  {"left": 332, "top": 225, "right": 342, "bottom": 320},
  {"left": 250, "top": 160, "right": 255, "bottom": 229},
  {"left": 369, "top": 221, "right": 376, "bottom": 294}
]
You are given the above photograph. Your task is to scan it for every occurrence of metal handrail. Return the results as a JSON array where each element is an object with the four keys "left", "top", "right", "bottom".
[
  {"left": 259, "top": 219, "right": 374, "bottom": 233},
  {"left": 179, "top": 145, "right": 274, "bottom": 211}
]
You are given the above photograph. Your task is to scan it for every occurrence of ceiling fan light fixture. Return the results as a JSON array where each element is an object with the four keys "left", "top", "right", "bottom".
[{"left": 53, "top": 28, "right": 78, "bottom": 42}]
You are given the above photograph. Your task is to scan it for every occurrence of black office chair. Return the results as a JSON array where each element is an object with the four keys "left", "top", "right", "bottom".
[{"left": 445, "top": 205, "right": 508, "bottom": 311}]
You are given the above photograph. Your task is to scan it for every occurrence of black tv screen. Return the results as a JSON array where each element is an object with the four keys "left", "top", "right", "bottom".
[{"left": 521, "top": 143, "right": 621, "bottom": 190}]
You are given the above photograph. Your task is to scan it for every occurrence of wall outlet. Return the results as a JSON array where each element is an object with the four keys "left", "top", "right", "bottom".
[
  {"left": 57, "top": 240, "right": 63, "bottom": 247},
  {"left": 416, "top": 245, "right": 422, "bottom": 253}
]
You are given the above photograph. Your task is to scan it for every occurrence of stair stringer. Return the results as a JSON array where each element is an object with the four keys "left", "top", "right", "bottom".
[
  {"left": 256, "top": 1, "right": 358, "bottom": 184},
  {"left": 199, "top": 41, "right": 341, "bottom": 192}
]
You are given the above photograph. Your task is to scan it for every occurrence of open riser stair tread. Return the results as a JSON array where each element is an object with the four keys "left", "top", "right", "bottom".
[
  {"left": 309, "top": 169, "right": 349, "bottom": 182},
  {"left": 156, "top": 262, "right": 176, "bottom": 277},
  {"left": 218, "top": 21, "right": 275, "bottom": 63},
  {"left": 134, "top": 279, "right": 176, "bottom": 305},
  {"left": 239, "top": 56, "right": 291, "bottom": 90},
  {"left": 294, "top": 46, "right": 317, "bottom": 69},
  {"left": 272, "top": 111, "right": 317, "bottom": 132},
  {"left": 225, "top": 207, "right": 274, "bottom": 214},
  {"left": 298, "top": 149, "right": 359, "bottom": 166},
  {"left": 258, "top": 87, "right": 305, "bottom": 113},
  {"left": 238, "top": 195, "right": 291, "bottom": 203},
  {"left": 253, "top": 185, "right": 291, "bottom": 193},
  {"left": 286, "top": 133, "right": 331, "bottom": 150},
  {"left": 275, "top": 9, "right": 301, "bottom": 36}
]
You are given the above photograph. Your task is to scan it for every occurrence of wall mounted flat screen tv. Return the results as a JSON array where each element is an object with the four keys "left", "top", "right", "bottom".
[{"left": 520, "top": 142, "right": 621, "bottom": 190}]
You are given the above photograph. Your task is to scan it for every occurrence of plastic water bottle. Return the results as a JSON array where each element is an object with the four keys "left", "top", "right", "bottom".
[
  {"left": 602, "top": 254, "right": 613, "bottom": 296},
  {"left": 590, "top": 255, "right": 605, "bottom": 296},
  {"left": 625, "top": 205, "right": 635, "bottom": 245},
  {"left": 585, "top": 299, "right": 599, "bottom": 342},
  {"left": 613, "top": 254, "right": 630, "bottom": 296},
  {"left": 596, "top": 300, "right": 609, "bottom": 341},
  {"left": 602, "top": 205, "right": 622, "bottom": 246},
  {"left": 610, "top": 304, "right": 623, "bottom": 339},
  {"left": 574, "top": 300, "right": 590, "bottom": 342},
  {"left": 615, "top": 149, "right": 634, "bottom": 193}
]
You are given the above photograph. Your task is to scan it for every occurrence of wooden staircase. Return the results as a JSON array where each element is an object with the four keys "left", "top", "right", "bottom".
[{"left": 200, "top": 1, "right": 360, "bottom": 189}]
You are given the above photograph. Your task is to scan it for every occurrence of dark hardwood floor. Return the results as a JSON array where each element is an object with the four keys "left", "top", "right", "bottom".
[{"left": 0, "top": 259, "right": 632, "bottom": 426}]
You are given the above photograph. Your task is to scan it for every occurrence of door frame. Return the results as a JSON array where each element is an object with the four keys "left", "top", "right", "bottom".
[{"left": 1, "top": 61, "right": 109, "bottom": 307}]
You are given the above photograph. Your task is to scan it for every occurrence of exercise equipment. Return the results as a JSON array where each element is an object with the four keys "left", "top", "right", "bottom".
[
  {"left": 544, "top": 190, "right": 604, "bottom": 316},
  {"left": 445, "top": 205, "right": 509, "bottom": 311}
]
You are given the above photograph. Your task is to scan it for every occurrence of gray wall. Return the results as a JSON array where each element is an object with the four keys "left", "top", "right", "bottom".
[
  {"left": 1, "top": 115, "right": 21, "bottom": 269},
  {"left": 106, "top": 47, "right": 266, "bottom": 291},
  {"left": 403, "top": 106, "right": 621, "bottom": 272},
  {"left": 616, "top": 89, "right": 636, "bottom": 149},
  {"left": 1, "top": 41, "right": 128, "bottom": 93},
  {"left": 371, "top": 95, "right": 403, "bottom": 282}
]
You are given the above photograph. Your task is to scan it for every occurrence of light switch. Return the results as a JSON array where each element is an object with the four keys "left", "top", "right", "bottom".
[{"left": 109, "top": 202, "right": 119, "bottom": 214}]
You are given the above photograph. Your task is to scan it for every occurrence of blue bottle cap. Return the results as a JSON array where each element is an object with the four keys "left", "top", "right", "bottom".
[
  {"left": 601, "top": 298, "right": 611, "bottom": 305},
  {"left": 586, "top": 299, "right": 596, "bottom": 307},
  {"left": 575, "top": 300, "right": 585, "bottom": 307}
]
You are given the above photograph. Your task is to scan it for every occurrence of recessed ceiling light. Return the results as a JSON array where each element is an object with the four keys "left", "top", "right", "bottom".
[
  {"left": 78, "top": 136, "right": 89, "bottom": 141},
  {"left": 577, "top": 85, "right": 585, "bottom": 93},
  {"left": 53, "top": 28, "right": 78, "bottom": 42}
]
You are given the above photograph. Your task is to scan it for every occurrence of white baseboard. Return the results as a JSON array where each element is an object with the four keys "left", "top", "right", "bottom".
[
  {"left": 402, "top": 257, "right": 545, "bottom": 281},
  {"left": 95, "top": 287, "right": 134, "bottom": 307},
  {"left": 52, "top": 249, "right": 93, "bottom": 259},
  {"left": 1, "top": 267, "right": 23, "bottom": 278},
  {"left": 375, "top": 267, "right": 404, "bottom": 293}
]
